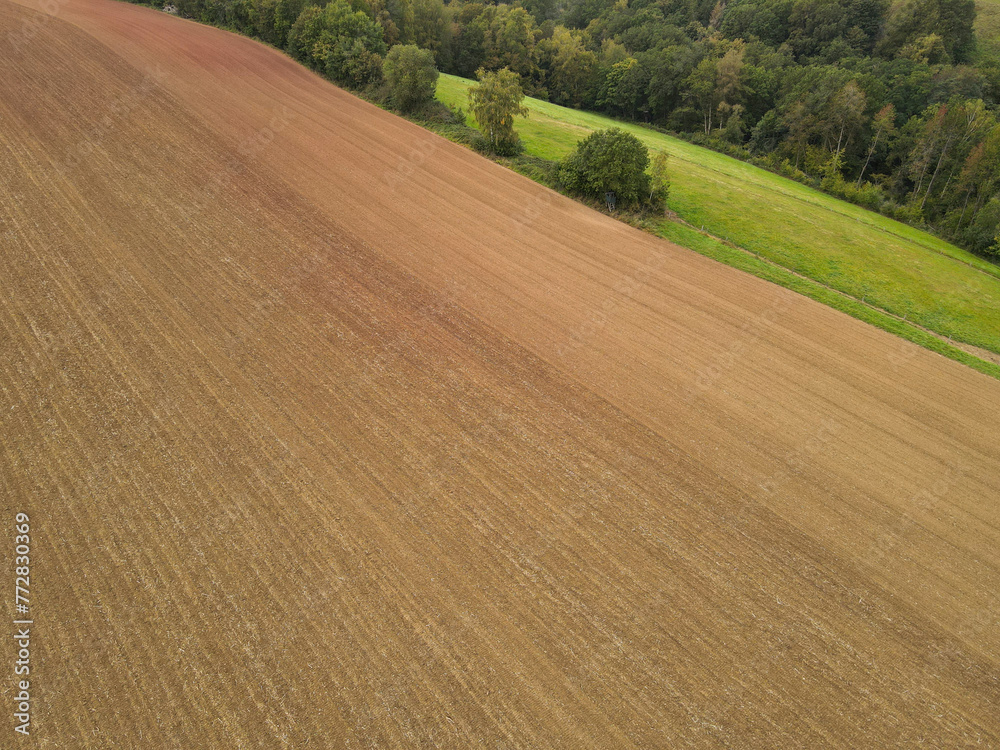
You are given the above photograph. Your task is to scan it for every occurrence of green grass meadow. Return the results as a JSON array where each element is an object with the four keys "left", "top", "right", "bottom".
[{"left": 437, "top": 73, "right": 1000, "bottom": 367}]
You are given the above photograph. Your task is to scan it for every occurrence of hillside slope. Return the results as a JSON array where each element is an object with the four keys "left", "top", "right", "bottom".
[
  {"left": 1, "top": 0, "right": 999, "bottom": 746},
  {"left": 436, "top": 73, "right": 1000, "bottom": 360}
]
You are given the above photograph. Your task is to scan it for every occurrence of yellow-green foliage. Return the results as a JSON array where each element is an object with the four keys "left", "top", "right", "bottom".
[{"left": 976, "top": 0, "right": 1000, "bottom": 52}]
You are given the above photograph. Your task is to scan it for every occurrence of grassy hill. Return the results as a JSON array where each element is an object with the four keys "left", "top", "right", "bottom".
[{"left": 437, "top": 73, "right": 1000, "bottom": 364}]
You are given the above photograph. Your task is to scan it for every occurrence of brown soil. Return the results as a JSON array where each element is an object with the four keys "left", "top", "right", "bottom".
[{"left": 1, "top": 0, "right": 998, "bottom": 746}]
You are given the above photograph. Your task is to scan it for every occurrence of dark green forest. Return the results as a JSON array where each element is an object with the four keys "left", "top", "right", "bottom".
[{"left": 145, "top": 0, "right": 1000, "bottom": 258}]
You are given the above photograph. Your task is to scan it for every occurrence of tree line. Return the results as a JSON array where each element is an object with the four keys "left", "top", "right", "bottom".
[{"left": 145, "top": 0, "right": 1000, "bottom": 258}]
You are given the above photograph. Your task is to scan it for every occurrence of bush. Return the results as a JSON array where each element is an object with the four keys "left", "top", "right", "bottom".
[
  {"left": 383, "top": 44, "right": 439, "bottom": 112},
  {"left": 412, "top": 101, "right": 467, "bottom": 125},
  {"left": 959, "top": 197, "right": 1000, "bottom": 255},
  {"left": 471, "top": 132, "right": 524, "bottom": 156},
  {"left": 648, "top": 150, "right": 670, "bottom": 213},
  {"left": 885, "top": 200, "right": 924, "bottom": 226},
  {"left": 559, "top": 127, "right": 651, "bottom": 208},
  {"left": 821, "top": 173, "right": 887, "bottom": 212}
]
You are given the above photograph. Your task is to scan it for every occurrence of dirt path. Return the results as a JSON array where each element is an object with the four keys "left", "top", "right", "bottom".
[{"left": 1, "top": 0, "right": 998, "bottom": 746}]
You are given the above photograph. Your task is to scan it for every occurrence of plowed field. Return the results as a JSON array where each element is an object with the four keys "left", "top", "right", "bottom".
[{"left": 1, "top": 0, "right": 998, "bottom": 746}]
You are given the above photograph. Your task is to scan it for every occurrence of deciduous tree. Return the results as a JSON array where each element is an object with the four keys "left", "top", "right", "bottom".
[
  {"left": 384, "top": 44, "right": 439, "bottom": 111},
  {"left": 468, "top": 67, "right": 529, "bottom": 154},
  {"left": 826, "top": 80, "right": 867, "bottom": 165},
  {"left": 857, "top": 103, "right": 896, "bottom": 186}
]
